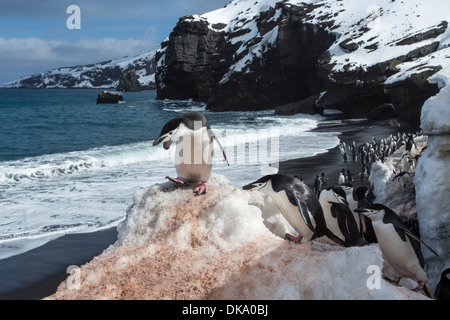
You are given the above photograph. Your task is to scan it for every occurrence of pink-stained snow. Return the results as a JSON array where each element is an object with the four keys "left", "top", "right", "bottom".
[{"left": 47, "top": 174, "right": 428, "bottom": 300}]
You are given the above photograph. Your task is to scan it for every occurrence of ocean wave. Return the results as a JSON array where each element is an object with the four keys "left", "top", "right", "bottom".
[
  {"left": 0, "top": 113, "right": 323, "bottom": 183},
  {"left": 0, "top": 142, "right": 171, "bottom": 183}
]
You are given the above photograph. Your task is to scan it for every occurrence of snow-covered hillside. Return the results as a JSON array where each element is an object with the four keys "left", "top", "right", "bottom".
[
  {"left": 192, "top": 0, "right": 449, "bottom": 84},
  {"left": 156, "top": 0, "right": 449, "bottom": 123},
  {"left": 2, "top": 50, "right": 156, "bottom": 90}
]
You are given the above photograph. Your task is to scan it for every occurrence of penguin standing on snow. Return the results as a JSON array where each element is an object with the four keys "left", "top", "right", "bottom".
[
  {"left": 243, "top": 174, "right": 317, "bottom": 243},
  {"left": 153, "top": 112, "right": 229, "bottom": 195},
  {"left": 243, "top": 174, "right": 338, "bottom": 244},
  {"left": 318, "top": 187, "right": 367, "bottom": 247},
  {"left": 355, "top": 204, "right": 439, "bottom": 296},
  {"left": 405, "top": 134, "right": 417, "bottom": 154},
  {"left": 393, "top": 171, "right": 413, "bottom": 189}
]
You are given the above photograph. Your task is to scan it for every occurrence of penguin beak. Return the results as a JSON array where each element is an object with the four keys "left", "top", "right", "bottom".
[
  {"left": 153, "top": 133, "right": 173, "bottom": 148},
  {"left": 152, "top": 135, "right": 166, "bottom": 146},
  {"left": 242, "top": 184, "right": 255, "bottom": 191},
  {"left": 355, "top": 208, "right": 375, "bottom": 217},
  {"left": 243, "top": 182, "right": 266, "bottom": 191},
  {"left": 328, "top": 200, "right": 349, "bottom": 206}
]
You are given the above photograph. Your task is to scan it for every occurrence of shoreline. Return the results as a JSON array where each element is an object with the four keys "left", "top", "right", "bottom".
[
  {"left": 0, "top": 227, "right": 118, "bottom": 300},
  {"left": 0, "top": 117, "right": 414, "bottom": 300},
  {"left": 279, "top": 117, "right": 411, "bottom": 189}
]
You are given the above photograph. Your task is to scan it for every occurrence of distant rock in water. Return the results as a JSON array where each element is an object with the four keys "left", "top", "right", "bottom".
[
  {"left": 117, "top": 69, "right": 142, "bottom": 92},
  {"left": 96, "top": 91, "right": 124, "bottom": 104}
]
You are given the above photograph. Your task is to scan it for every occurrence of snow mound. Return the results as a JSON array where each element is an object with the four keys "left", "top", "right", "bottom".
[
  {"left": 415, "top": 78, "right": 450, "bottom": 288},
  {"left": 47, "top": 173, "right": 427, "bottom": 300}
]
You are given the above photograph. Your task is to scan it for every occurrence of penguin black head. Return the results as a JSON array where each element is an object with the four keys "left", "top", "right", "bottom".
[
  {"left": 243, "top": 174, "right": 296, "bottom": 192},
  {"left": 355, "top": 204, "right": 389, "bottom": 221},
  {"left": 243, "top": 175, "right": 274, "bottom": 191},
  {"left": 153, "top": 112, "right": 208, "bottom": 150},
  {"left": 354, "top": 186, "right": 368, "bottom": 201},
  {"left": 320, "top": 186, "right": 349, "bottom": 206}
]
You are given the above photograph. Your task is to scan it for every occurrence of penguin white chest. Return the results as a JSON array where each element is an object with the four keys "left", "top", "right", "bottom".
[
  {"left": 319, "top": 199, "right": 346, "bottom": 242},
  {"left": 174, "top": 128, "right": 213, "bottom": 181},
  {"left": 372, "top": 222, "right": 427, "bottom": 282},
  {"left": 270, "top": 190, "right": 314, "bottom": 240}
]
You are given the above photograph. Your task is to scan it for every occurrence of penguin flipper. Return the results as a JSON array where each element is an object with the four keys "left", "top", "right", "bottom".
[
  {"left": 332, "top": 204, "right": 355, "bottom": 241},
  {"left": 207, "top": 129, "right": 229, "bottom": 166},
  {"left": 401, "top": 227, "right": 439, "bottom": 257},
  {"left": 213, "top": 136, "right": 230, "bottom": 166},
  {"left": 286, "top": 187, "right": 315, "bottom": 233}
]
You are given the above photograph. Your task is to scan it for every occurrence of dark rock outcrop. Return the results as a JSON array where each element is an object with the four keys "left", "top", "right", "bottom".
[
  {"left": 155, "top": 1, "right": 447, "bottom": 125},
  {"left": 156, "top": 3, "right": 336, "bottom": 112},
  {"left": 367, "top": 103, "right": 397, "bottom": 120},
  {"left": 96, "top": 91, "right": 123, "bottom": 104},
  {"left": 275, "top": 94, "right": 321, "bottom": 116},
  {"left": 117, "top": 69, "right": 142, "bottom": 92}
]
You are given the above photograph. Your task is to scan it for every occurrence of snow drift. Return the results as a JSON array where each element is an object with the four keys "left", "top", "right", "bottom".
[
  {"left": 415, "top": 83, "right": 450, "bottom": 289},
  {"left": 47, "top": 174, "right": 427, "bottom": 300}
]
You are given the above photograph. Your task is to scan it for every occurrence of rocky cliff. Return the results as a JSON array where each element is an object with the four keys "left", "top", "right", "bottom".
[{"left": 156, "top": 0, "right": 449, "bottom": 125}]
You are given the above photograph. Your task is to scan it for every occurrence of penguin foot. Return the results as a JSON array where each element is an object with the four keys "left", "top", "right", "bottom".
[
  {"left": 413, "top": 281, "right": 426, "bottom": 292},
  {"left": 383, "top": 276, "right": 401, "bottom": 286},
  {"left": 166, "top": 176, "right": 186, "bottom": 185},
  {"left": 194, "top": 181, "right": 208, "bottom": 196},
  {"left": 285, "top": 233, "right": 303, "bottom": 243}
]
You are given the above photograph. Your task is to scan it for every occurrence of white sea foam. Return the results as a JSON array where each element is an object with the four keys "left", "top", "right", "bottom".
[{"left": 0, "top": 112, "right": 340, "bottom": 260}]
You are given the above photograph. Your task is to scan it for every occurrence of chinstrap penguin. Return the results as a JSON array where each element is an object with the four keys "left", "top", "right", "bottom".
[
  {"left": 392, "top": 171, "right": 413, "bottom": 189},
  {"left": 153, "top": 112, "right": 229, "bottom": 195},
  {"left": 355, "top": 204, "right": 439, "bottom": 296},
  {"left": 318, "top": 186, "right": 367, "bottom": 247},
  {"left": 243, "top": 174, "right": 336, "bottom": 244}
]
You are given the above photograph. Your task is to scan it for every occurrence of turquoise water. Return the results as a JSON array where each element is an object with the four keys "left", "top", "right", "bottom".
[{"left": 0, "top": 89, "right": 340, "bottom": 259}]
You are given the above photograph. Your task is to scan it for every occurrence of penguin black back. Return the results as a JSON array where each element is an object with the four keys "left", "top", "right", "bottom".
[{"left": 435, "top": 268, "right": 450, "bottom": 300}]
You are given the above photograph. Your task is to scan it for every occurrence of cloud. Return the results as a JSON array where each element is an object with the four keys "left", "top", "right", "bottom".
[
  {"left": 0, "top": 0, "right": 232, "bottom": 84},
  {"left": 0, "top": 37, "right": 158, "bottom": 84},
  {"left": 0, "top": 0, "right": 231, "bottom": 20}
]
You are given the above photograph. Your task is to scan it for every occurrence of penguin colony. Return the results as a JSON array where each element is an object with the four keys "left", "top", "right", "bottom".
[
  {"left": 334, "top": 132, "right": 422, "bottom": 185},
  {"left": 244, "top": 132, "right": 439, "bottom": 298},
  {"left": 154, "top": 113, "right": 440, "bottom": 298}
]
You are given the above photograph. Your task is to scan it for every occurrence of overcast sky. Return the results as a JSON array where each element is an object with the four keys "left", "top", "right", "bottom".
[{"left": 0, "top": 0, "right": 230, "bottom": 84}]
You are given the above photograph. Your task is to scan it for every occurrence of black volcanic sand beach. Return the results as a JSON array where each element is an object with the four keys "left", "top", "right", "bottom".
[
  {"left": 0, "top": 228, "right": 118, "bottom": 300},
  {"left": 279, "top": 117, "right": 414, "bottom": 190},
  {"left": 0, "top": 117, "right": 416, "bottom": 300}
]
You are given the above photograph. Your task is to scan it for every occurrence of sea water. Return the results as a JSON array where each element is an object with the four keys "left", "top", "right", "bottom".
[{"left": 0, "top": 89, "right": 340, "bottom": 259}]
